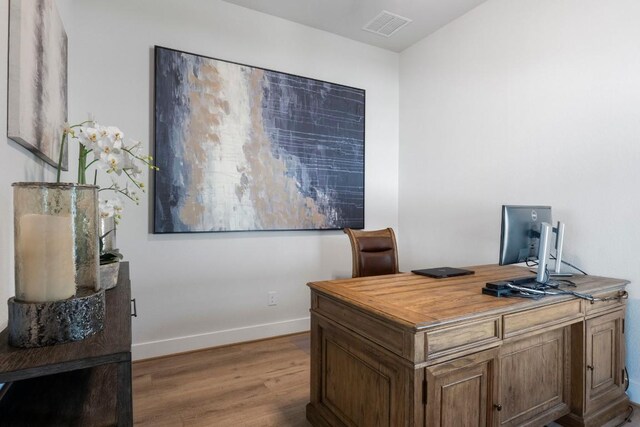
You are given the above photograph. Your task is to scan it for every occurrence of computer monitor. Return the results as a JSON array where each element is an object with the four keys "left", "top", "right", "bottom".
[
  {"left": 499, "top": 205, "right": 552, "bottom": 266},
  {"left": 499, "top": 205, "right": 570, "bottom": 283}
]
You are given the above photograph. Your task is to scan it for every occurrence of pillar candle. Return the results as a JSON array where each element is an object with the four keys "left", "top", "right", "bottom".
[{"left": 16, "top": 213, "right": 75, "bottom": 302}]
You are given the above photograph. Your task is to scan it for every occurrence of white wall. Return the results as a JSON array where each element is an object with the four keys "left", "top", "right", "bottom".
[
  {"left": 62, "top": 0, "right": 399, "bottom": 359},
  {"left": 399, "top": 0, "right": 640, "bottom": 402},
  {"left": 0, "top": 2, "right": 68, "bottom": 329}
]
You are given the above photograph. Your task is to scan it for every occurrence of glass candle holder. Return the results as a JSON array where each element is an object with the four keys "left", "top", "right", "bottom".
[
  {"left": 13, "top": 183, "right": 100, "bottom": 302},
  {"left": 99, "top": 216, "right": 117, "bottom": 253}
]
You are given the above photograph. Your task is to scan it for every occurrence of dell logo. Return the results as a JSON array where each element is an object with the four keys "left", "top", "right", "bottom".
[{"left": 531, "top": 210, "right": 538, "bottom": 221}]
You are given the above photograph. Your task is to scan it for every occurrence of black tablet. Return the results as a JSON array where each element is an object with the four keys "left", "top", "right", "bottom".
[{"left": 411, "top": 267, "right": 475, "bottom": 279}]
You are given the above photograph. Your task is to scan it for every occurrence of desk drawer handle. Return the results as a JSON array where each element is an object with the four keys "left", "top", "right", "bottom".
[
  {"left": 131, "top": 298, "right": 137, "bottom": 317},
  {"left": 590, "top": 290, "right": 629, "bottom": 304},
  {"left": 494, "top": 404, "right": 502, "bottom": 411}
]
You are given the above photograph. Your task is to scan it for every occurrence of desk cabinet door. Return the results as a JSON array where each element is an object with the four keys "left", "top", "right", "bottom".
[
  {"left": 425, "top": 348, "right": 498, "bottom": 427},
  {"left": 585, "top": 310, "right": 625, "bottom": 413},
  {"left": 498, "top": 327, "right": 570, "bottom": 427}
]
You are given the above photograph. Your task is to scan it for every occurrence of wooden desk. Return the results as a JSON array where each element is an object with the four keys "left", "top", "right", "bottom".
[
  {"left": 306, "top": 264, "right": 629, "bottom": 427},
  {"left": 0, "top": 262, "right": 133, "bottom": 426}
]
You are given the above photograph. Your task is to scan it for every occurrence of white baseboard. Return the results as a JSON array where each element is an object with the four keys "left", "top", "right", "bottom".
[
  {"left": 628, "top": 378, "right": 640, "bottom": 404},
  {"left": 132, "top": 317, "right": 310, "bottom": 361}
]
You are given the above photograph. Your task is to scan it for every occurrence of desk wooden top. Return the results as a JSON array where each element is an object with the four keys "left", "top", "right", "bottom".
[{"left": 308, "top": 264, "right": 628, "bottom": 331}]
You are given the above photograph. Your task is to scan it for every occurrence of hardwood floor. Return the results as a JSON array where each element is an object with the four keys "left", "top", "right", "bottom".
[
  {"left": 133, "top": 333, "right": 312, "bottom": 426},
  {"left": 133, "top": 332, "right": 638, "bottom": 427}
]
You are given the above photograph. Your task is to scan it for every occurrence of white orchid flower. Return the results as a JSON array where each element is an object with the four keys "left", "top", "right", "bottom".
[
  {"left": 65, "top": 119, "right": 156, "bottom": 223},
  {"left": 99, "top": 151, "right": 123, "bottom": 174},
  {"left": 106, "top": 126, "right": 124, "bottom": 142},
  {"left": 121, "top": 149, "right": 144, "bottom": 179},
  {"left": 111, "top": 197, "right": 124, "bottom": 213},
  {"left": 77, "top": 126, "right": 100, "bottom": 150},
  {"left": 131, "top": 162, "right": 143, "bottom": 179},
  {"left": 62, "top": 122, "right": 74, "bottom": 137},
  {"left": 96, "top": 133, "right": 122, "bottom": 157},
  {"left": 99, "top": 199, "right": 115, "bottom": 218},
  {"left": 99, "top": 197, "right": 125, "bottom": 221}
]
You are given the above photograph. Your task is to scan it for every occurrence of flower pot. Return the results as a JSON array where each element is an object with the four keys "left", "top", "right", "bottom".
[
  {"left": 99, "top": 216, "right": 121, "bottom": 290},
  {"left": 100, "top": 261, "right": 120, "bottom": 290}
]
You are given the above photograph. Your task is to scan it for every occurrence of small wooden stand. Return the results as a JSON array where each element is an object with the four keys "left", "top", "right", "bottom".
[{"left": 0, "top": 262, "right": 133, "bottom": 426}]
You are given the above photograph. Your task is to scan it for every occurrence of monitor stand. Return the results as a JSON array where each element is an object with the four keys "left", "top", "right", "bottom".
[
  {"left": 529, "top": 268, "right": 573, "bottom": 278},
  {"left": 530, "top": 221, "right": 573, "bottom": 277}
]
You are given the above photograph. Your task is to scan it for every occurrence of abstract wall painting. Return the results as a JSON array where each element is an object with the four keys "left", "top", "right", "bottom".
[
  {"left": 8, "top": 0, "right": 68, "bottom": 170},
  {"left": 154, "top": 46, "right": 365, "bottom": 233}
]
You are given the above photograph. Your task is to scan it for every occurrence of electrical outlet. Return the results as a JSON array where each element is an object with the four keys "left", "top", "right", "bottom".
[{"left": 268, "top": 291, "right": 278, "bottom": 306}]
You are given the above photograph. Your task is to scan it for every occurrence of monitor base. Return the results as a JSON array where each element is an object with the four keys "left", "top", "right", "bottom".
[{"left": 529, "top": 268, "right": 573, "bottom": 278}]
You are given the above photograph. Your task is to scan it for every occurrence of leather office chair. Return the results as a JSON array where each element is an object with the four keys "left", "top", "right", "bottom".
[{"left": 344, "top": 228, "right": 399, "bottom": 278}]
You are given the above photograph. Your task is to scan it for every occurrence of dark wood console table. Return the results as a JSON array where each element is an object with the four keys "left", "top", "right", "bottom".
[
  {"left": 307, "top": 264, "right": 629, "bottom": 427},
  {"left": 0, "top": 262, "right": 133, "bottom": 426}
]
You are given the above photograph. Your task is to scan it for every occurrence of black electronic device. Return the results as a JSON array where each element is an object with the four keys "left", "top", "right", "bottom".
[
  {"left": 483, "top": 277, "right": 539, "bottom": 298},
  {"left": 481, "top": 287, "right": 514, "bottom": 297},
  {"left": 489, "top": 276, "right": 537, "bottom": 287},
  {"left": 412, "top": 267, "right": 474, "bottom": 279},
  {"left": 485, "top": 281, "right": 511, "bottom": 290}
]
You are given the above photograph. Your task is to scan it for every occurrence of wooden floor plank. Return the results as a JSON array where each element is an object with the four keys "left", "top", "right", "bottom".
[{"left": 133, "top": 333, "right": 312, "bottom": 427}]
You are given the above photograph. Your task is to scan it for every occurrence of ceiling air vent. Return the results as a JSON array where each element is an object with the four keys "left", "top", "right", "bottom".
[{"left": 362, "top": 10, "right": 412, "bottom": 37}]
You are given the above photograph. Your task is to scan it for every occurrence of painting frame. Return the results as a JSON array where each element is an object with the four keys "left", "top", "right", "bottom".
[
  {"left": 8, "top": 0, "right": 69, "bottom": 170},
  {"left": 153, "top": 46, "right": 365, "bottom": 233}
]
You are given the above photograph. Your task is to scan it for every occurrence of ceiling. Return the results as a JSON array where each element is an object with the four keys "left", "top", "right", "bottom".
[{"left": 221, "top": 0, "right": 488, "bottom": 52}]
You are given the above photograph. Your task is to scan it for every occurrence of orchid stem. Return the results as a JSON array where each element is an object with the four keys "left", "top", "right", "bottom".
[{"left": 56, "top": 132, "right": 67, "bottom": 183}]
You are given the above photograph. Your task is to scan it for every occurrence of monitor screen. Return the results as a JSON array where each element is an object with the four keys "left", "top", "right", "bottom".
[{"left": 499, "top": 205, "right": 552, "bottom": 265}]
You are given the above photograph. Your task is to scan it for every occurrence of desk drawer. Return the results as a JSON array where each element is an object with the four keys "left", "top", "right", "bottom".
[
  {"left": 503, "top": 300, "right": 582, "bottom": 338},
  {"left": 584, "top": 290, "right": 627, "bottom": 316},
  {"left": 314, "top": 295, "right": 406, "bottom": 358},
  {"left": 426, "top": 317, "right": 501, "bottom": 359}
]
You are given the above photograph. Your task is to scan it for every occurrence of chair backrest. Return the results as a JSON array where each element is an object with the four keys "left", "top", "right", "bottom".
[{"left": 343, "top": 228, "right": 399, "bottom": 278}]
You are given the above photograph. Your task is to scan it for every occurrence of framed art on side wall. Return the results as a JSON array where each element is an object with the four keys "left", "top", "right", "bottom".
[
  {"left": 153, "top": 46, "right": 365, "bottom": 233},
  {"left": 8, "top": 0, "right": 68, "bottom": 170}
]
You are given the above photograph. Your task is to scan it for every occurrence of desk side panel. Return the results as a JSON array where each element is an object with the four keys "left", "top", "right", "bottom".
[{"left": 308, "top": 310, "right": 418, "bottom": 427}]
